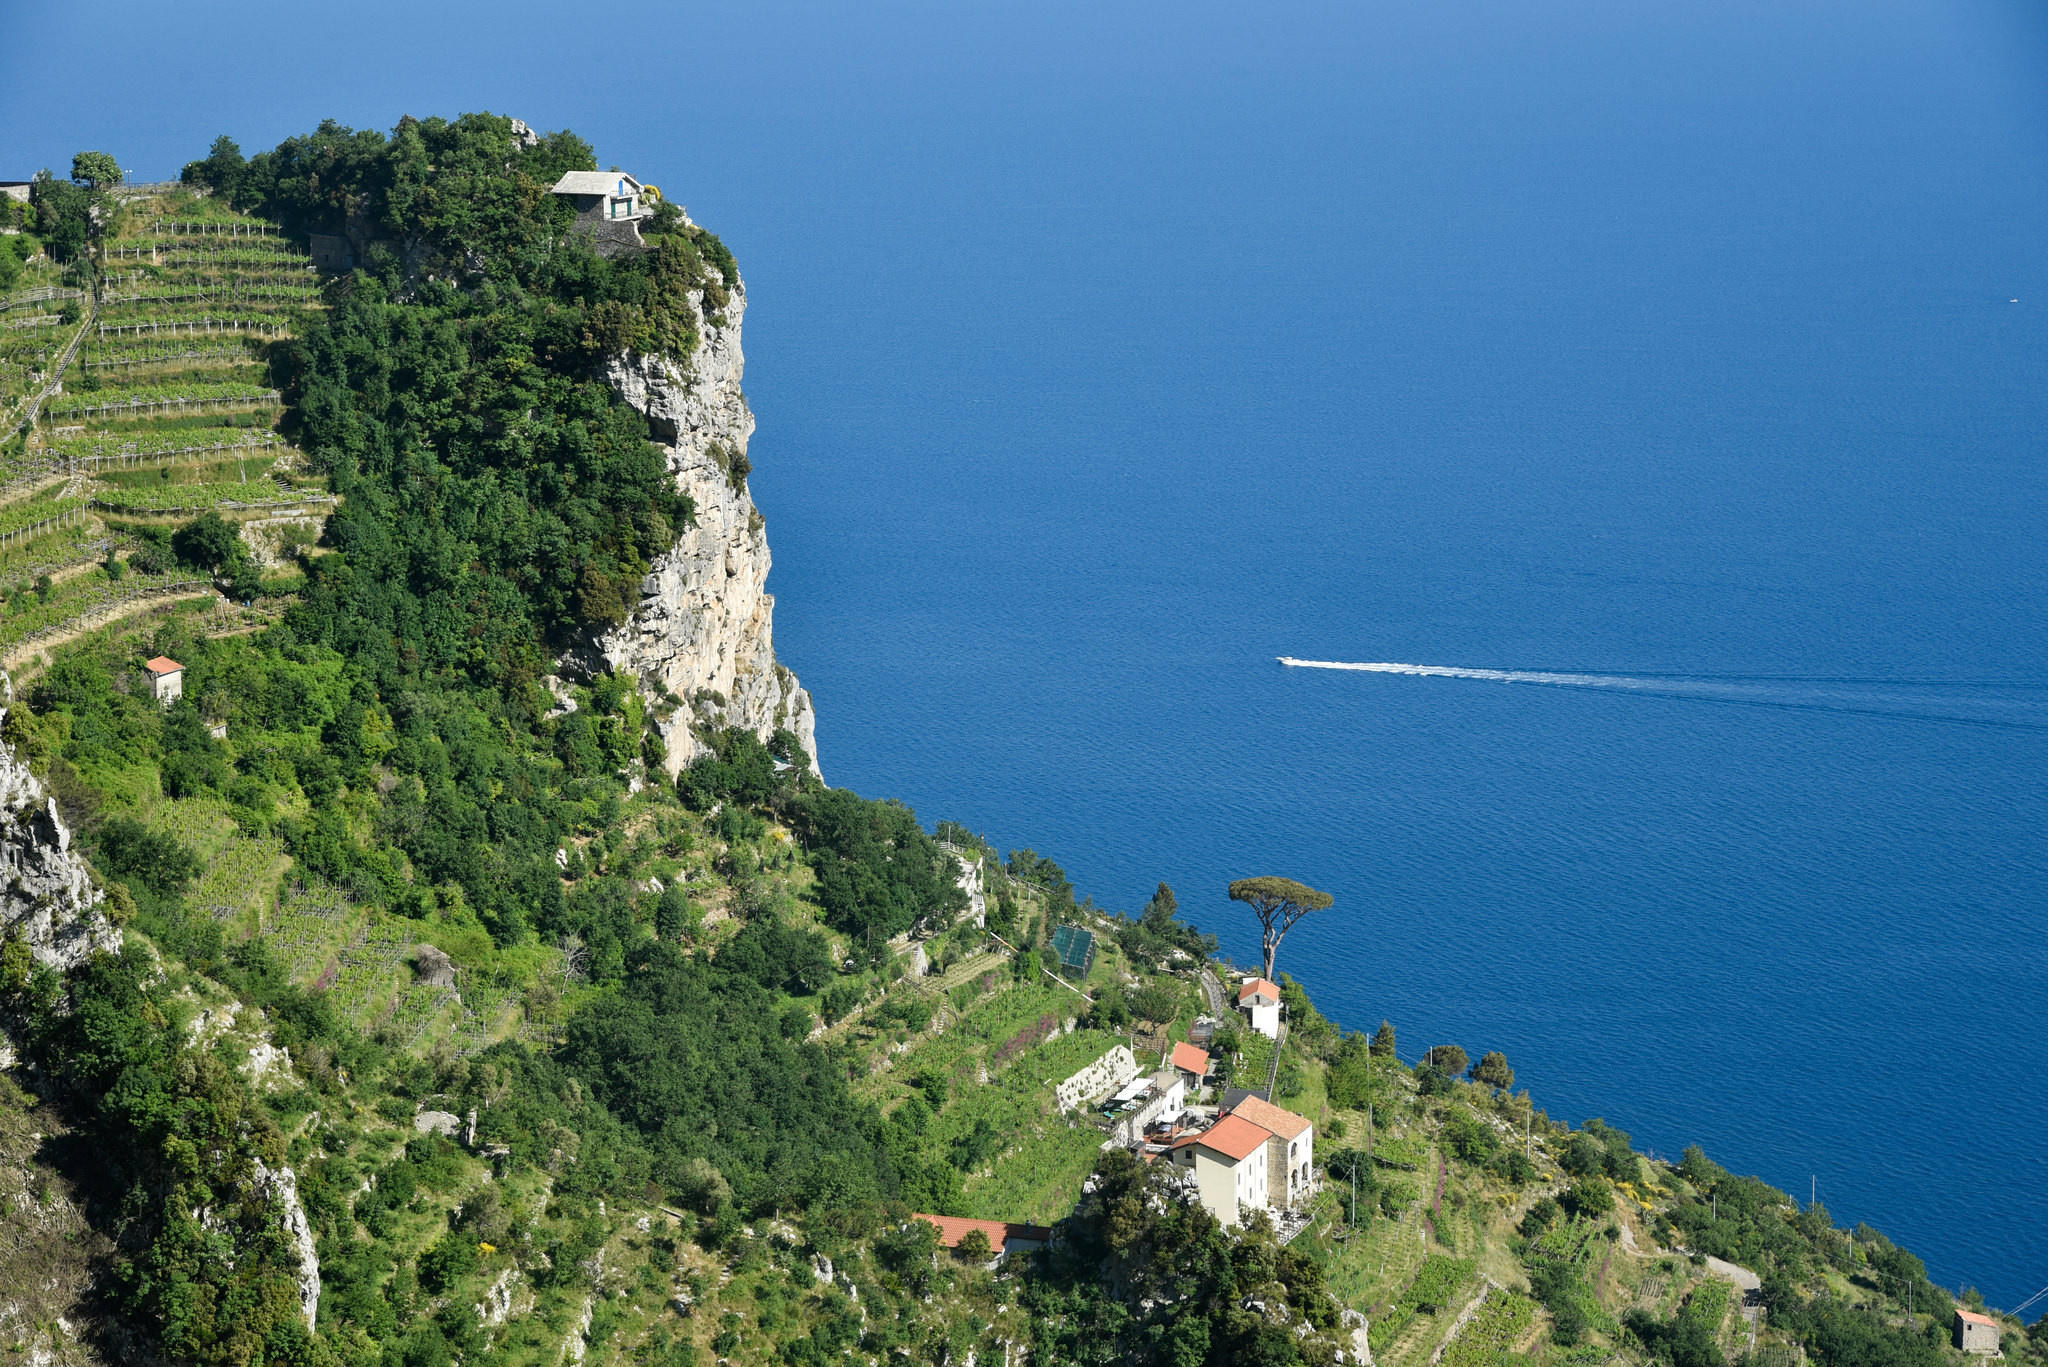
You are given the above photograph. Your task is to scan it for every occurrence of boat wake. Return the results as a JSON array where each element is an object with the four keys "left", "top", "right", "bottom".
[{"left": 1274, "top": 658, "right": 2048, "bottom": 732}]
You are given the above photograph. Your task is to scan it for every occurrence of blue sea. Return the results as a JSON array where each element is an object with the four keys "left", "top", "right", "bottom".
[{"left": 11, "top": 0, "right": 2046, "bottom": 1309}]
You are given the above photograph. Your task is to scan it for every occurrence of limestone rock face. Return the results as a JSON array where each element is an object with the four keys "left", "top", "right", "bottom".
[
  {"left": 252, "top": 1158, "right": 321, "bottom": 1328},
  {"left": 0, "top": 721, "right": 120, "bottom": 970},
  {"left": 600, "top": 274, "right": 819, "bottom": 777}
]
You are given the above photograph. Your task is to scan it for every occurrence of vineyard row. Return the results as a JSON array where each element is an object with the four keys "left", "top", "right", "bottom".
[{"left": 98, "top": 318, "right": 289, "bottom": 340}]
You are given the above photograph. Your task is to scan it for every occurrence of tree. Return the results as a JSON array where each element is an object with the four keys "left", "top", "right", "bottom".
[
  {"left": 172, "top": 511, "right": 246, "bottom": 576},
  {"left": 1470, "top": 1050, "right": 1514, "bottom": 1090},
  {"left": 1130, "top": 980, "right": 1180, "bottom": 1025},
  {"left": 70, "top": 151, "right": 122, "bottom": 189},
  {"left": 182, "top": 136, "right": 247, "bottom": 195},
  {"left": 1371, "top": 1019, "right": 1397, "bottom": 1058},
  {"left": 1226, "top": 875, "right": 1333, "bottom": 980},
  {"left": 1561, "top": 1132, "right": 1608, "bottom": 1179},
  {"left": 31, "top": 175, "right": 92, "bottom": 262},
  {"left": 1141, "top": 882, "right": 1177, "bottom": 930},
  {"left": 1422, "top": 1044, "right": 1469, "bottom": 1076},
  {"left": 955, "top": 1227, "right": 994, "bottom": 1263}
]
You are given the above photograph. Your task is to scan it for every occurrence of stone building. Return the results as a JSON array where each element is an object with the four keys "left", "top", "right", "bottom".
[
  {"left": 413, "top": 944, "right": 457, "bottom": 988},
  {"left": 551, "top": 171, "right": 651, "bottom": 257},
  {"left": 1225, "top": 1092, "right": 1317, "bottom": 1210},
  {"left": 1954, "top": 1309, "right": 2002, "bottom": 1356},
  {"left": 308, "top": 233, "right": 353, "bottom": 272}
]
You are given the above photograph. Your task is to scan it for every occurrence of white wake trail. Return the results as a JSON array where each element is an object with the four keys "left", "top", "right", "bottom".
[
  {"left": 1276, "top": 658, "right": 1634, "bottom": 689},
  {"left": 1273, "top": 657, "right": 2048, "bottom": 732}
]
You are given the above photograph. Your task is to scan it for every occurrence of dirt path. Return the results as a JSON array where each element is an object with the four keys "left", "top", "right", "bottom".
[{"left": 1704, "top": 1256, "right": 1762, "bottom": 1350}]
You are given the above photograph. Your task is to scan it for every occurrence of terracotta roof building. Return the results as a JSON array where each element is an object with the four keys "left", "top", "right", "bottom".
[
  {"left": 1955, "top": 1309, "right": 2002, "bottom": 1356},
  {"left": 143, "top": 656, "right": 184, "bottom": 704},
  {"left": 1224, "top": 1093, "right": 1317, "bottom": 1209},
  {"left": 1169, "top": 1112, "right": 1274, "bottom": 1226},
  {"left": 1238, "top": 976, "right": 1282, "bottom": 1039},
  {"left": 912, "top": 1214, "right": 1053, "bottom": 1258},
  {"left": 1169, "top": 1041, "right": 1211, "bottom": 1084}
]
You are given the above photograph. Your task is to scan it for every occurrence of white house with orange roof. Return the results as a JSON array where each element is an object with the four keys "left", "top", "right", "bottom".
[
  {"left": 1237, "top": 976, "right": 1281, "bottom": 1038},
  {"left": 143, "top": 656, "right": 184, "bottom": 705},
  {"left": 1225, "top": 1092, "right": 1316, "bottom": 1209},
  {"left": 1169, "top": 1112, "right": 1272, "bottom": 1227}
]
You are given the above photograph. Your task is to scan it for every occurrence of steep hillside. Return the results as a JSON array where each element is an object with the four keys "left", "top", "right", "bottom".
[{"left": 0, "top": 117, "right": 2035, "bottom": 1367}]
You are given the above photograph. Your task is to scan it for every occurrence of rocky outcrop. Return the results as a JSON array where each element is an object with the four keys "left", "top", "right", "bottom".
[
  {"left": 599, "top": 266, "right": 820, "bottom": 777},
  {"left": 251, "top": 1159, "right": 320, "bottom": 1328},
  {"left": 0, "top": 717, "right": 120, "bottom": 971}
]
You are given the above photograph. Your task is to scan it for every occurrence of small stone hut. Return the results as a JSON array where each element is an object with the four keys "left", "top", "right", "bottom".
[
  {"left": 1955, "top": 1309, "right": 2002, "bottom": 1356},
  {"left": 550, "top": 171, "right": 651, "bottom": 257},
  {"left": 413, "top": 944, "right": 457, "bottom": 988}
]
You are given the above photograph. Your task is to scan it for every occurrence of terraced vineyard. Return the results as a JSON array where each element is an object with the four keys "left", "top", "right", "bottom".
[{"left": 0, "top": 187, "right": 340, "bottom": 661}]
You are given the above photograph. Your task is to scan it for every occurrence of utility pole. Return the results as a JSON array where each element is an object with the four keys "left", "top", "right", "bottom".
[
  {"left": 1336, "top": 1150, "right": 1362, "bottom": 1229},
  {"left": 1363, "top": 1037, "right": 1374, "bottom": 1164}
]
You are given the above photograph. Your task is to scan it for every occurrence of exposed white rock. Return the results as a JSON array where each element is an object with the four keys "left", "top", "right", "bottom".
[
  {"left": 252, "top": 1159, "right": 321, "bottom": 1327},
  {"left": 243, "top": 1041, "right": 294, "bottom": 1088},
  {"left": 187, "top": 1000, "right": 241, "bottom": 1047},
  {"left": 0, "top": 714, "right": 121, "bottom": 970},
  {"left": 415, "top": 1109, "right": 462, "bottom": 1137},
  {"left": 598, "top": 276, "right": 819, "bottom": 778},
  {"left": 477, "top": 1268, "right": 523, "bottom": 1327}
]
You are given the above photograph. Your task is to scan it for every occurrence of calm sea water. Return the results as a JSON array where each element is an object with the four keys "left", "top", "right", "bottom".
[{"left": 10, "top": 0, "right": 2046, "bottom": 1308}]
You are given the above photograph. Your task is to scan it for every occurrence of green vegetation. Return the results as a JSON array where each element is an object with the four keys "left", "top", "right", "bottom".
[
  {"left": 0, "top": 115, "right": 2024, "bottom": 1367},
  {"left": 1441, "top": 1289, "right": 1538, "bottom": 1367}
]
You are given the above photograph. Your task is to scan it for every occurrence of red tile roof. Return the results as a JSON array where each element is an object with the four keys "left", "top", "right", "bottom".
[
  {"left": 1172, "top": 1112, "right": 1272, "bottom": 1162},
  {"left": 1226, "top": 1093, "right": 1311, "bottom": 1141},
  {"left": 911, "top": 1214, "right": 1053, "bottom": 1249},
  {"left": 144, "top": 656, "right": 184, "bottom": 674},
  {"left": 1238, "top": 977, "right": 1280, "bottom": 1003},
  {"left": 1957, "top": 1310, "right": 1999, "bottom": 1328},
  {"left": 1170, "top": 1042, "right": 1211, "bottom": 1076}
]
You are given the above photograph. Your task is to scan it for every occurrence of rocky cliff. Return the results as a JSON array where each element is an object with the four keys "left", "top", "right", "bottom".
[
  {"left": 0, "top": 713, "right": 121, "bottom": 971},
  {"left": 600, "top": 267, "right": 820, "bottom": 778}
]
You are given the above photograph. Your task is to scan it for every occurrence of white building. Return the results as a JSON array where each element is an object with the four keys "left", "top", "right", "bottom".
[
  {"left": 144, "top": 656, "right": 184, "bottom": 705},
  {"left": 1227, "top": 1093, "right": 1316, "bottom": 1209},
  {"left": 550, "top": 171, "right": 657, "bottom": 257},
  {"left": 1169, "top": 1112, "right": 1272, "bottom": 1228},
  {"left": 551, "top": 170, "right": 647, "bottom": 223},
  {"left": 1104, "top": 1069, "right": 1186, "bottom": 1146},
  {"left": 1238, "top": 976, "right": 1281, "bottom": 1039}
]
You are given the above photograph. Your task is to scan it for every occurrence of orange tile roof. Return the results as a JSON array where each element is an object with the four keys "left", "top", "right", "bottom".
[
  {"left": 1238, "top": 977, "right": 1280, "bottom": 1002},
  {"left": 911, "top": 1214, "right": 1052, "bottom": 1249},
  {"left": 1227, "top": 1093, "right": 1311, "bottom": 1141},
  {"left": 144, "top": 656, "right": 184, "bottom": 674},
  {"left": 1173, "top": 1112, "right": 1272, "bottom": 1162},
  {"left": 1170, "top": 1042, "right": 1211, "bottom": 1075},
  {"left": 1957, "top": 1310, "right": 1999, "bottom": 1328}
]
